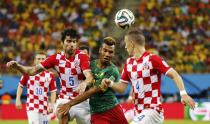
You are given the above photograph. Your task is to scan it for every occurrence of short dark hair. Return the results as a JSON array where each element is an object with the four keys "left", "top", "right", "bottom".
[
  {"left": 61, "top": 28, "right": 80, "bottom": 42},
  {"left": 79, "top": 45, "right": 90, "bottom": 54},
  {"left": 103, "top": 36, "right": 116, "bottom": 46},
  {"left": 126, "top": 28, "right": 145, "bottom": 45}
]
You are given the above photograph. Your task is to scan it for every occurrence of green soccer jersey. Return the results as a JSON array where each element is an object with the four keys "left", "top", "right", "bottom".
[{"left": 89, "top": 60, "right": 120, "bottom": 114}]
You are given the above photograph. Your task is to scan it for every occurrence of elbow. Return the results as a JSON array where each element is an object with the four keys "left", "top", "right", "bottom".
[
  {"left": 115, "top": 88, "right": 125, "bottom": 94},
  {"left": 27, "top": 68, "right": 38, "bottom": 76}
]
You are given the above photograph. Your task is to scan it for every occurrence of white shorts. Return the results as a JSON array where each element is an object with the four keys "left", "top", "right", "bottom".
[
  {"left": 131, "top": 109, "right": 164, "bottom": 124},
  {"left": 54, "top": 98, "right": 90, "bottom": 124},
  {"left": 27, "top": 111, "right": 48, "bottom": 124}
]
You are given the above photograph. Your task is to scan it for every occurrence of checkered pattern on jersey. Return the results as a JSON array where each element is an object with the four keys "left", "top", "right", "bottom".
[
  {"left": 125, "top": 55, "right": 163, "bottom": 114},
  {"left": 24, "top": 71, "right": 55, "bottom": 114},
  {"left": 54, "top": 51, "right": 85, "bottom": 100}
]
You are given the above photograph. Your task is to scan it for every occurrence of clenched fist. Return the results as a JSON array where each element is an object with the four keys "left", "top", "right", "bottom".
[{"left": 7, "top": 61, "right": 18, "bottom": 69}]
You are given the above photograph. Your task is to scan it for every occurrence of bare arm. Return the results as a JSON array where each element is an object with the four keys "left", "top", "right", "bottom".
[
  {"left": 110, "top": 82, "right": 128, "bottom": 94},
  {"left": 71, "top": 87, "right": 99, "bottom": 106},
  {"left": 166, "top": 69, "right": 186, "bottom": 92},
  {"left": 16, "top": 84, "right": 23, "bottom": 109},
  {"left": 50, "top": 91, "right": 57, "bottom": 104},
  {"left": 58, "top": 86, "right": 100, "bottom": 115},
  {"left": 77, "top": 70, "right": 94, "bottom": 94},
  {"left": 48, "top": 91, "right": 57, "bottom": 113},
  {"left": 7, "top": 61, "right": 44, "bottom": 75},
  {"left": 166, "top": 69, "right": 195, "bottom": 109},
  {"left": 83, "top": 70, "right": 94, "bottom": 85},
  {"left": 101, "top": 79, "right": 128, "bottom": 94}
]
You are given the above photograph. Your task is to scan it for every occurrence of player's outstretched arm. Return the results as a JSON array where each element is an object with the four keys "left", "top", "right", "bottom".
[
  {"left": 101, "top": 79, "right": 128, "bottom": 94},
  {"left": 166, "top": 69, "right": 195, "bottom": 110},
  {"left": 7, "top": 61, "right": 44, "bottom": 75},
  {"left": 58, "top": 86, "right": 100, "bottom": 115},
  {"left": 16, "top": 84, "right": 23, "bottom": 109}
]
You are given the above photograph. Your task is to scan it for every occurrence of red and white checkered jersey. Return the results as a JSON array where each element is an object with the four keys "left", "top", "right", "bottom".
[
  {"left": 40, "top": 50, "right": 90, "bottom": 100},
  {"left": 120, "top": 51, "right": 172, "bottom": 114},
  {"left": 19, "top": 71, "right": 57, "bottom": 115}
]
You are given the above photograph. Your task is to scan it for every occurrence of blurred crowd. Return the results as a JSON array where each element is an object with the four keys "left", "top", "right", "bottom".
[
  {"left": 1, "top": 0, "right": 210, "bottom": 74},
  {"left": 137, "top": 0, "right": 210, "bottom": 73},
  {"left": 0, "top": 0, "right": 113, "bottom": 73}
]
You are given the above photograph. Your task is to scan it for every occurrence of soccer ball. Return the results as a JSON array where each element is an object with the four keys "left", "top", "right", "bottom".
[{"left": 115, "top": 9, "right": 135, "bottom": 29}]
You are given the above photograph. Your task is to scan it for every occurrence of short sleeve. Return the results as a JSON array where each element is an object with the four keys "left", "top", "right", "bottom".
[
  {"left": 19, "top": 74, "right": 29, "bottom": 87},
  {"left": 79, "top": 53, "right": 91, "bottom": 71},
  {"left": 120, "top": 63, "right": 131, "bottom": 83},
  {"left": 49, "top": 73, "right": 57, "bottom": 92},
  {"left": 40, "top": 54, "right": 57, "bottom": 69},
  {"left": 150, "top": 55, "right": 171, "bottom": 75}
]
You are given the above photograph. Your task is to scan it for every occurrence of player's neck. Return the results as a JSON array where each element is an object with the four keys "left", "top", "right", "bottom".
[
  {"left": 133, "top": 46, "right": 145, "bottom": 58},
  {"left": 65, "top": 53, "right": 74, "bottom": 58},
  {"left": 97, "top": 59, "right": 109, "bottom": 69},
  {"left": 65, "top": 51, "right": 75, "bottom": 58}
]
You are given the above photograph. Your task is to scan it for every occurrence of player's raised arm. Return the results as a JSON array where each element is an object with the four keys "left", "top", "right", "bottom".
[{"left": 7, "top": 61, "right": 44, "bottom": 76}]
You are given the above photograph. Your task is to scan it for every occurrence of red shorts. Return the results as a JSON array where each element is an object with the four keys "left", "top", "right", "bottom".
[{"left": 91, "top": 104, "right": 128, "bottom": 124}]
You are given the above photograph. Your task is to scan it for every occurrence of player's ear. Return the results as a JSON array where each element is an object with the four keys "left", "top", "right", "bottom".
[
  {"left": 130, "top": 40, "right": 134, "bottom": 47},
  {"left": 99, "top": 47, "right": 102, "bottom": 54}
]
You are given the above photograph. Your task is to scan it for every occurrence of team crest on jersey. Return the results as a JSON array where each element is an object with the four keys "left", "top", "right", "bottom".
[
  {"left": 74, "top": 60, "right": 80, "bottom": 67},
  {"left": 142, "top": 62, "right": 150, "bottom": 70}
]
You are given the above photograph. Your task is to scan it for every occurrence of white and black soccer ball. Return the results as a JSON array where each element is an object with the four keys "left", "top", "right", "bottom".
[{"left": 115, "top": 9, "right": 135, "bottom": 29}]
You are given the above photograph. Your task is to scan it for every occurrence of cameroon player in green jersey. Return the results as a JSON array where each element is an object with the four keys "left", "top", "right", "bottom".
[{"left": 58, "top": 37, "right": 128, "bottom": 124}]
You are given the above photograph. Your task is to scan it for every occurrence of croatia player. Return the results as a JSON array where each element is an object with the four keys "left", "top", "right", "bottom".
[
  {"left": 15, "top": 51, "right": 57, "bottom": 124},
  {"left": 102, "top": 29, "right": 195, "bottom": 124},
  {"left": 7, "top": 29, "right": 93, "bottom": 124},
  {"left": 58, "top": 37, "right": 128, "bottom": 124}
]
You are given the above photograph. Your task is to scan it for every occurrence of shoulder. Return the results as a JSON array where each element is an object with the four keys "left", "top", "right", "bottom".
[
  {"left": 76, "top": 50, "right": 87, "bottom": 55},
  {"left": 53, "top": 51, "right": 64, "bottom": 59},
  {"left": 149, "top": 53, "right": 162, "bottom": 61},
  {"left": 21, "top": 74, "right": 29, "bottom": 79},
  {"left": 125, "top": 57, "right": 133, "bottom": 65},
  {"left": 76, "top": 50, "right": 89, "bottom": 59}
]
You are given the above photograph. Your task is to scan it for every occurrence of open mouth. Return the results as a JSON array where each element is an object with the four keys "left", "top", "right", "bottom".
[{"left": 103, "top": 58, "right": 109, "bottom": 61}]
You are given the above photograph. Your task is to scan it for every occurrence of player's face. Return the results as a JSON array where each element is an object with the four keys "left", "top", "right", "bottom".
[
  {"left": 63, "top": 36, "right": 78, "bottom": 55},
  {"left": 34, "top": 54, "right": 46, "bottom": 65},
  {"left": 124, "top": 35, "right": 134, "bottom": 56},
  {"left": 99, "top": 43, "right": 115, "bottom": 64}
]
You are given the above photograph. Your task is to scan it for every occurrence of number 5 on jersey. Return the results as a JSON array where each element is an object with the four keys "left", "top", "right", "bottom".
[{"left": 69, "top": 77, "right": 75, "bottom": 86}]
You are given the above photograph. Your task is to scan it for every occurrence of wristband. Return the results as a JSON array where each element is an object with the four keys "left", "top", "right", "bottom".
[
  {"left": 180, "top": 90, "right": 187, "bottom": 96},
  {"left": 109, "top": 80, "right": 114, "bottom": 87}
]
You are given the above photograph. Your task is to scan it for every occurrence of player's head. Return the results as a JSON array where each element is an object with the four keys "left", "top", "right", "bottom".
[
  {"left": 61, "top": 28, "right": 80, "bottom": 55},
  {"left": 99, "top": 37, "right": 116, "bottom": 64},
  {"left": 124, "top": 28, "right": 145, "bottom": 56},
  {"left": 34, "top": 51, "right": 47, "bottom": 65},
  {"left": 79, "top": 45, "right": 90, "bottom": 56}
]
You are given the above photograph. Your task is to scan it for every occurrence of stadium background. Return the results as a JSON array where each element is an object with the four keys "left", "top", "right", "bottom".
[{"left": 0, "top": 0, "right": 210, "bottom": 123}]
